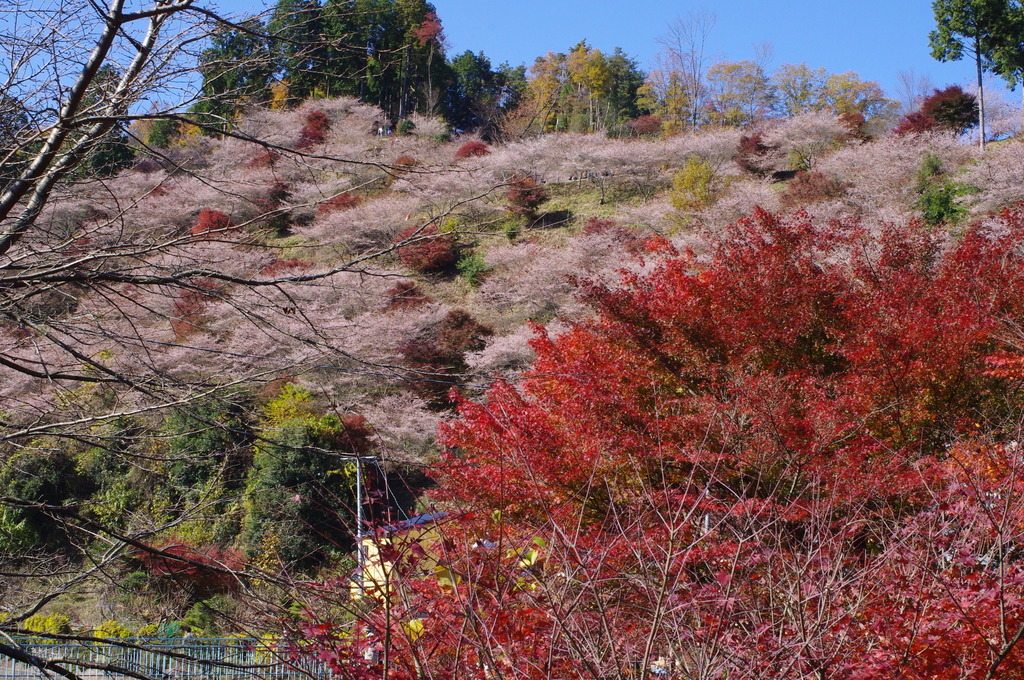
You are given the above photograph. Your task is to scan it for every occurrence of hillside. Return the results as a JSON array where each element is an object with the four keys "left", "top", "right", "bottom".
[{"left": 4, "top": 92, "right": 1024, "bottom": 644}]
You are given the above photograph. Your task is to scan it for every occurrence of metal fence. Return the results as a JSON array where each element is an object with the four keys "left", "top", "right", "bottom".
[{"left": 0, "top": 638, "right": 331, "bottom": 680}]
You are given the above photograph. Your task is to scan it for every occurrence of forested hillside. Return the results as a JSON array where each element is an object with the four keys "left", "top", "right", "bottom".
[{"left": 4, "top": 0, "right": 1024, "bottom": 678}]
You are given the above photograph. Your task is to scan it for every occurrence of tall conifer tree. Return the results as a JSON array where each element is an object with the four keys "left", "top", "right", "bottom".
[{"left": 930, "top": 0, "right": 1015, "bottom": 149}]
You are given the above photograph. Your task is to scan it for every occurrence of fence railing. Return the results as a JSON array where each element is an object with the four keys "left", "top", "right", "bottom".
[{"left": 0, "top": 638, "right": 331, "bottom": 680}]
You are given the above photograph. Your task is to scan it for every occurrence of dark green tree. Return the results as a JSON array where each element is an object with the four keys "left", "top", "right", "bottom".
[
  {"left": 930, "top": 0, "right": 1016, "bottom": 148},
  {"left": 268, "top": 0, "right": 328, "bottom": 102},
  {"left": 82, "top": 127, "right": 135, "bottom": 177},
  {"left": 445, "top": 58, "right": 526, "bottom": 138},
  {"left": 336, "top": 0, "right": 444, "bottom": 118},
  {"left": 243, "top": 408, "right": 370, "bottom": 569},
  {"left": 146, "top": 118, "right": 181, "bottom": 148},
  {"left": 0, "top": 96, "right": 32, "bottom": 192},
  {"left": 446, "top": 50, "right": 498, "bottom": 130},
  {"left": 65, "top": 66, "right": 138, "bottom": 177},
  {"left": 0, "top": 443, "right": 96, "bottom": 551},
  {"left": 495, "top": 62, "right": 528, "bottom": 111},
  {"left": 604, "top": 47, "right": 647, "bottom": 125},
  {"left": 989, "top": 1, "right": 1024, "bottom": 132},
  {"left": 162, "top": 396, "right": 254, "bottom": 512},
  {"left": 320, "top": 0, "right": 372, "bottom": 98},
  {"left": 192, "top": 18, "right": 275, "bottom": 129}
]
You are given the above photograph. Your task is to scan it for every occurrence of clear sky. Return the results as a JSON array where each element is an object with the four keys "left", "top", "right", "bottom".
[{"left": 209, "top": 0, "right": 1009, "bottom": 102}]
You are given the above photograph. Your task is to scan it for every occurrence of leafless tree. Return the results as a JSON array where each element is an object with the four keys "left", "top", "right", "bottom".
[
  {"left": 657, "top": 10, "right": 718, "bottom": 131},
  {"left": 895, "top": 68, "right": 934, "bottom": 114}
]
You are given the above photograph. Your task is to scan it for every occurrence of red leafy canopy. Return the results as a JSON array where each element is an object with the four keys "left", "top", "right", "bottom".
[
  {"left": 190, "top": 208, "right": 233, "bottom": 236},
  {"left": 426, "top": 206, "right": 1024, "bottom": 677},
  {"left": 894, "top": 85, "right": 978, "bottom": 136},
  {"left": 412, "top": 12, "right": 443, "bottom": 45},
  {"left": 506, "top": 174, "right": 547, "bottom": 216},
  {"left": 170, "top": 277, "right": 220, "bottom": 339},
  {"left": 920, "top": 85, "right": 979, "bottom": 134},
  {"left": 296, "top": 110, "right": 330, "bottom": 148},
  {"left": 385, "top": 280, "right": 433, "bottom": 310},
  {"left": 133, "top": 540, "right": 244, "bottom": 595},
  {"left": 453, "top": 140, "right": 490, "bottom": 161},
  {"left": 292, "top": 206, "right": 1024, "bottom": 679},
  {"left": 316, "top": 191, "right": 360, "bottom": 215},
  {"left": 893, "top": 110, "right": 938, "bottom": 136},
  {"left": 393, "top": 223, "right": 458, "bottom": 273},
  {"left": 398, "top": 308, "right": 492, "bottom": 405}
]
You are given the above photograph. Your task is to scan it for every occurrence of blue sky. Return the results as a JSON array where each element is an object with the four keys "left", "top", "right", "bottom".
[{"left": 210, "top": 0, "right": 1004, "bottom": 101}]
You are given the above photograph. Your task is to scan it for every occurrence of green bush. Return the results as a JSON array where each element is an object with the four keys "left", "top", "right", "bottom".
[
  {"left": 457, "top": 250, "right": 490, "bottom": 286},
  {"left": 915, "top": 152, "right": 967, "bottom": 227},
  {"left": 136, "top": 621, "right": 187, "bottom": 638},
  {"left": 503, "top": 220, "right": 521, "bottom": 240},
  {"left": 147, "top": 119, "right": 181, "bottom": 148},
  {"left": 916, "top": 151, "right": 944, "bottom": 183},
  {"left": 120, "top": 570, "right": 149, "bottom": 594},
  {"left": 243, "top": 387, "right": 370, "bottom": 569},
  {"left": 0, "top": 506, "right": 36, "bottom": 552},
  {"left": 161, "top": 395, "right": 254, "bottom": 508},
  {"left": 84, "top": 131, "right": 136, "bottom": 177},
  {"left": 0, "top": 444, "right": 96, "bottom": 550},
  {"left": 75, "top": 418, "right": 144, "bottom": 530},
  {"left": 182, "top": 595, "right": 233, "bottom": 636}
]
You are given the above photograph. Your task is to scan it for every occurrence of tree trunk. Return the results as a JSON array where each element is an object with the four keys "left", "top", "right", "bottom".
[
  {"left": 976, "top": 32, "right": 986, "bottom": 150},
  {"left": 399, "top": 44, "right": 410, "bottom": 120}
]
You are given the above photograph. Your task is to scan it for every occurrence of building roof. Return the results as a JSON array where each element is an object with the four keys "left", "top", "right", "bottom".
[{"left": 373, "top": 511, "right": 449, "bottom": 536}]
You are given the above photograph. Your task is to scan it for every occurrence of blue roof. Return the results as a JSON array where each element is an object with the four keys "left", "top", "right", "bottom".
[{"left": 377, "top": 512, "right": 449, "bottom": 535}]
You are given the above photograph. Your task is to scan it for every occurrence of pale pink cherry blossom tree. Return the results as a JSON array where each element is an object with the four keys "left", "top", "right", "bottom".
[
  {"left": 959, "top": 139, "right": 1024, "bottom": 214},
  {"left": 763, "top": 111, "right": 858, "bottom": 171}
]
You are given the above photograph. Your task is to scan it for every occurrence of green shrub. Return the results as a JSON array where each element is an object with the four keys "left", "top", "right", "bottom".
[
  {"left": 457, "top": 250, "right": 490, "bottom": 286},
  {"left": 0, "top": 506, "right": 36, "bottom": 552},
  {"left": 147, "top": 119, "right": 181, "bottom": 148},
  {"left": 916, "top": 151, "right": 945, "bottom": 183},
  {"left": 786, "top": 149, "right": 812, "bottom": 172},
  {"left": 137, "top": 623, "right": 160, "bottom": 637},
  {"left": 162, "top": 395, "right": 254, "bottom": 509},
  {"left": 918, "top": 182, "right": 966, "bottom": 227},
  {"left": 243, "top": 387, "right": 371, "bottom": 568},
  {"left": 182, "top": 595, "right": 233, "bottom": 636},
  {"left": 0, "top": 444, "right": 96, "bottom": 550},
  {"left": 121, "top": 570, "right": 149, "bottom": 593},
  {"left": 503, "top": 220, "right": 521, "bottom": 240},
  {"left": 138, "top": 621, "right": 187, "bottom": 638},
  {"left": 915, "top": 152, "right": 967, "bottom": 227},
  {"left": 84, "top": 132, "right": 136, "bottom": 177},
  {"left": 260, "top": 382, "right": 314, "bottom": 426}
]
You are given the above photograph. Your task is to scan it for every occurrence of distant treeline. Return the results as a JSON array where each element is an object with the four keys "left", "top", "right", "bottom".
[{"left": 193, "top": 0, "right": 531, "bottom": 135}]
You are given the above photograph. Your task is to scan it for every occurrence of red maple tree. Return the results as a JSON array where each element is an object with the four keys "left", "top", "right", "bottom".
[{"left": 291, "top": 205, "right": 1024, "bottom": 678}]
